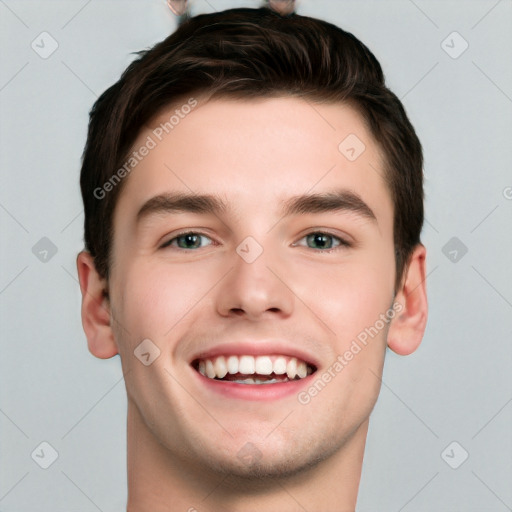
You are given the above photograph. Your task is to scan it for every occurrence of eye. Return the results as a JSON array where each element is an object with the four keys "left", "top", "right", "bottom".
[
  {"left": 160, "top": 231, "right": 213, "bottom": 250},
  {"left": 295, "top": 232, "right": 351, "bottom": 252}
]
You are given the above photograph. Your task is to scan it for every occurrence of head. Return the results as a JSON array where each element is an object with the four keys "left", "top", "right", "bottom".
[{"left": 77, "top": 7, "right": 427, "bottom": 485}]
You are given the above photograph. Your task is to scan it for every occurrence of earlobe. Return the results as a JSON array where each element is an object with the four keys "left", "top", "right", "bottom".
[
  {"left": 387, "top": 244, "right": 428, "bottom": 356},
  {"left": 76, "top": 251, "right": 118, "bottom": 359}
]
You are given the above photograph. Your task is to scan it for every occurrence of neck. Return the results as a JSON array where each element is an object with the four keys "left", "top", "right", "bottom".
[{"left": 126, "top": 403, "right": 367, "bottom": 512}]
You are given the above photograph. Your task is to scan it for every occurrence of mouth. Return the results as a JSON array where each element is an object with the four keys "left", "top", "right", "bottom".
[{"left": 191, "top": 354, "right": 317, "bottom": 385}]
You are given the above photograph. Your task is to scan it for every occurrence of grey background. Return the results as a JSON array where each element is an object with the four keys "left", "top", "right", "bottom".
[{"left": 1, "top": 0, "right": 511, "bottom": 510}]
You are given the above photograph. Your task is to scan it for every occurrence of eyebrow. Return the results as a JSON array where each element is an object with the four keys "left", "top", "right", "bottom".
[
  {"left": 136, "top": 192, "right": 227, "bottom": 222},
  {"left": 136, "top": 189, "right": 377, "bottom": 224},
  {"left": 281, "top": 190, "right": 377, "bottom": 221}
]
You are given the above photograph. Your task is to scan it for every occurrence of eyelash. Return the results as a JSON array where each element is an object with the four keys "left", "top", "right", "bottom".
[{"left": 160, "top": 230, "right": 352, "bottom": 253}]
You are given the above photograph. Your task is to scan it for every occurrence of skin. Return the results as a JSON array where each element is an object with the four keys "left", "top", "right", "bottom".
[{"left": 77, "top": 97, "right": 428, "bottom": 511}]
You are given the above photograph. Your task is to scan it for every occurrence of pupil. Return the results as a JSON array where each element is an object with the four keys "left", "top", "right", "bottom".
[
  {"left": 310, "top": 233, "right": 331, "bottom": 249},
  {"left": 179, "top": 234, "right": 199, "bottom": 248}
]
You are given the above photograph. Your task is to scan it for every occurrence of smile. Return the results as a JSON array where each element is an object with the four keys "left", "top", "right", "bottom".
[{"left": 193, "top": 355, "right": 316, "bottom": 385}]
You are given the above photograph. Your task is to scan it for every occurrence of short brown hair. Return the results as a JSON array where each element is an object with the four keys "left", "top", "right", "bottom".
[{"left": 80, "top": 7, "right": 423, "bottom": 291}]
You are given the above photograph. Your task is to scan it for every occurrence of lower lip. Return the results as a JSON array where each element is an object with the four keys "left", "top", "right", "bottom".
[{"left": 191, "top": 367, "right": 316, "bottom": 401}]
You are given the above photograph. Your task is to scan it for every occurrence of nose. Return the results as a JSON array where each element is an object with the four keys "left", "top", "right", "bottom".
[{"left": 215, "top": 244, "right": 295, "bottom": 321}]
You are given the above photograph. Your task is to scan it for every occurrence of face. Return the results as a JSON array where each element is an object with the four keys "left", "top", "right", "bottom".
[{"left": 108, "top": 97, "right": 397, "bottom": 479}]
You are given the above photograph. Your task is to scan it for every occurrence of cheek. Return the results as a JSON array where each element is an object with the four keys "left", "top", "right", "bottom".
[
  {"left": 293, "top": 254, "right": 395, "bottom": 342},
  {"left": 111, "top": 258, "right": 220, "bottom": 351},
  {"left": 109, "top": 259, "right": 216, "bottom": 421},
  {"left": 293, "top": 260, "right": 390, "bottom": 429}
]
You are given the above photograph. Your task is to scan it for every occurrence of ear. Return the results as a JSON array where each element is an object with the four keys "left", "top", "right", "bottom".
[
  {"left": 387, "top": 244, "right": 428, "bottom": 356},
  {"left": 76, "top": 251, "right": 118, "bottom": 359}
]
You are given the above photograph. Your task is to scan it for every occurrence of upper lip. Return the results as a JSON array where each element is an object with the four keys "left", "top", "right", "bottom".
[{"left": 189, "top": 340, "right": 320, "bottom": 370}]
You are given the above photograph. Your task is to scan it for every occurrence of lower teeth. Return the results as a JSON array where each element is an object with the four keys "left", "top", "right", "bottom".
[{"left": 226, "top": 377, "right": 289, "bottom": 385}]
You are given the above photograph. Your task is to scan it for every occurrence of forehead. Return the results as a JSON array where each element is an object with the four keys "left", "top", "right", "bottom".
[{"left": 114, "top": 96, "right": 392, "bottom": 228}]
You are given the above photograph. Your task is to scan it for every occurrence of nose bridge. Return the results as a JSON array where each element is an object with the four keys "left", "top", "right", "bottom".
[{"left": 216, "top": 235, "right": 294, "bottom": 319}]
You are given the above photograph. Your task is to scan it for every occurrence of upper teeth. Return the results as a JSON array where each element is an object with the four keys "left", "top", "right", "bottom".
[{"left": 197, "top": 355, "right": 312, "bottom": 380}]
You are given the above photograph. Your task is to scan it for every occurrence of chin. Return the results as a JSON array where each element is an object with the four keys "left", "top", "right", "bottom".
[{"left": 190, "top": 433, "right": 336, "bottom": 483}]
